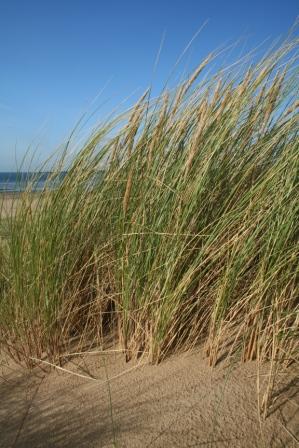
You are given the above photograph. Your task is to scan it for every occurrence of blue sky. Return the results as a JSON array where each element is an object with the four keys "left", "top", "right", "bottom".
[{"left": 0, "top": 0, "right": 298, "bottom": 170}]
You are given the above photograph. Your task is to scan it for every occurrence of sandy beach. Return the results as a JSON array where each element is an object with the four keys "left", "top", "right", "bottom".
[
  {"left": 1, "top": 349, "right": 298, "bottom": 448},
  {"left": 0, "top": 193, "right": 22, "bottom": 217},
  {"left": 0, "top": 18, "right": 298, "bottom": 448},
  {"left": 0, "top": 192, "right": 39, "bottom": 219}
]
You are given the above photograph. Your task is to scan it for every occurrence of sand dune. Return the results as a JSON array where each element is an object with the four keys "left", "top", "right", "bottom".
[{"left": 1, "top": 349, "right": 298, "bottom": 448}]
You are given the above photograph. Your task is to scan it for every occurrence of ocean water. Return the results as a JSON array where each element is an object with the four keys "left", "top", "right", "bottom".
[{"left": 0, "top": 172, "right": 66, "bottom": 192}]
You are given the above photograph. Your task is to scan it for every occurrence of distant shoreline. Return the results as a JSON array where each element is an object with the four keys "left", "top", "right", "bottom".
[{"left": 0, "top": 171, "right": 67, "bottom": 194}]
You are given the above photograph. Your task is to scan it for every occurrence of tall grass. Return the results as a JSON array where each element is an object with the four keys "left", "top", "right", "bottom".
[{"left": 0, "top": 35, "right": 298, "bottom": 412}]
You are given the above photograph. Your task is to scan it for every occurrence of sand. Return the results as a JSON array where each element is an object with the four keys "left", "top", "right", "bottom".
[
  {"left": 0, "top": 193, "right": 22, "bottom": 218},
  {"left": 0, "top": 192, "right": 40, "bottom": 219},
  {"left": 1, "top": 349, "right": 298, "bottom": 448}
]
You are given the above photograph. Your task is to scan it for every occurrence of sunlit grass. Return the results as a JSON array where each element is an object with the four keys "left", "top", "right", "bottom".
[{"left": 0, "top": 34, "right": 298, "bottom": 413}]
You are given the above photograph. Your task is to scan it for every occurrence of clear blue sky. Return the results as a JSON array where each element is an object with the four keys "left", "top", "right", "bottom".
[{"left": 0, "top": 0, "right": 298, "bottom": 171}]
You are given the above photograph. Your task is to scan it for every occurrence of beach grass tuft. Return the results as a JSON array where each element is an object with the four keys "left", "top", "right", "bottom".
[{"left": 0, "top": 34, "right": 298, "bottom": 413}]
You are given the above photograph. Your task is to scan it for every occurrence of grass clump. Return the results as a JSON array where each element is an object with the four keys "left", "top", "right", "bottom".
[{"left": 0, "top": 34, "right": 298, "bottom": 411}]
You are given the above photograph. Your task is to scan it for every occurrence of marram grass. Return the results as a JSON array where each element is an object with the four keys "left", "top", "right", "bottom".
[{"left": 0, "top": 35, "right": 298, "bottom": 413}]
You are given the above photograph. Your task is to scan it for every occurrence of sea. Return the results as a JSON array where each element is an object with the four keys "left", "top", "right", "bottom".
[{"left": 0, "top": 172, "right": 67, "bottom": 193}]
